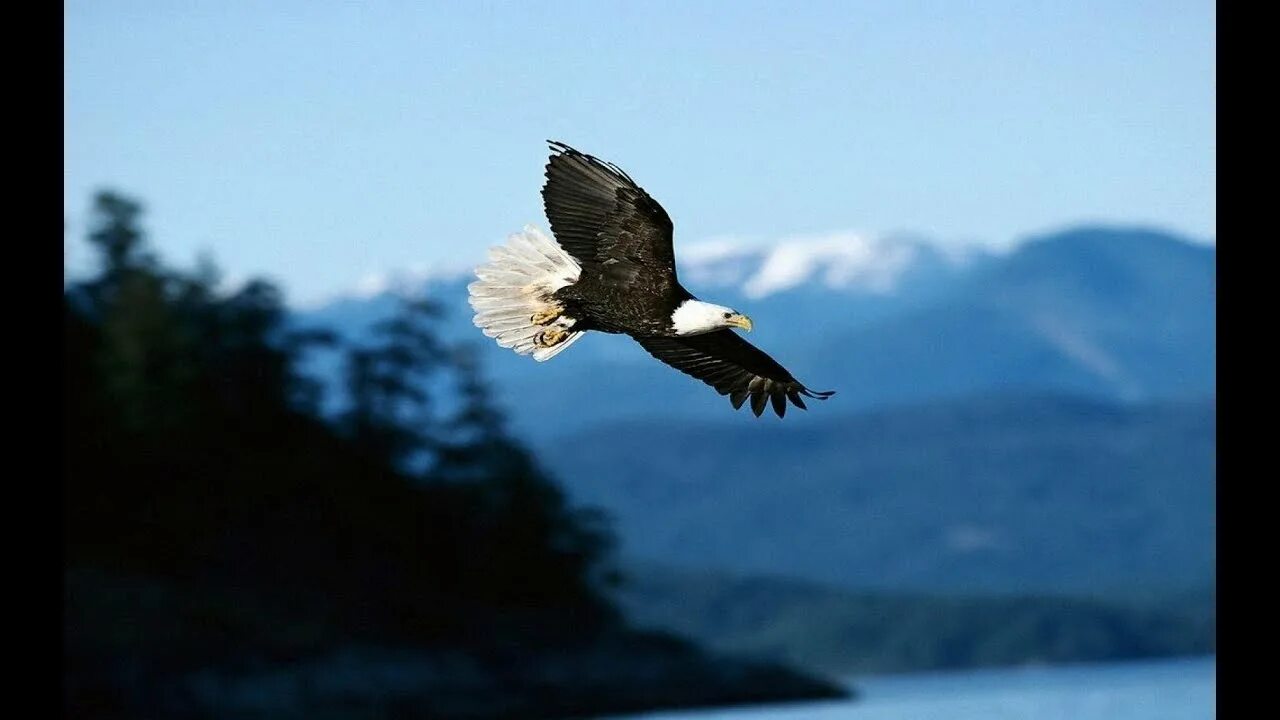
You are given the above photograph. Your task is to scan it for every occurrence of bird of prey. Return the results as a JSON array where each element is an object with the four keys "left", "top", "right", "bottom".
[{"left": 467, "top": 141, "right": 834, "bottom": 417}]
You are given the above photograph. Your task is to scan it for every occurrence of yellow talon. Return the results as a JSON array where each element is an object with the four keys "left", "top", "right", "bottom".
[
  {"left": 535, "top": 327, "right": 569, "bottom": 347},
  {"left": 531, "top": 308, "right": 561, "bottom": 326}
]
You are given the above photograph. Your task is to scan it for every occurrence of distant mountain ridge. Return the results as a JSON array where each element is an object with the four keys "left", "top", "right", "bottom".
[
  {"left": 306, "top": 230, "right": 991, "bottom": 309},
  {"left": 805, "top": 226, "right": 1216, "bottom": 409},
  {"left": 294, "top": 225, "right": 1215, "bottom": 440},
  {"left": 557, "top": 392, "right": 1216, "bottom": 595},
  {"left": 677, "top": 231, "right": 990, "bottom": 298}
]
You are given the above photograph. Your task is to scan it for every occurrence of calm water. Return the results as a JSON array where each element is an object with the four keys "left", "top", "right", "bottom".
[{"left": 617, "top": 656, "right": 1215, "bottom": 720}]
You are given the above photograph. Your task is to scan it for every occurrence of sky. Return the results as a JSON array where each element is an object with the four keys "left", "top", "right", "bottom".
[{"left": 65, "top": 1, "right": 1215, "bottom": 307}]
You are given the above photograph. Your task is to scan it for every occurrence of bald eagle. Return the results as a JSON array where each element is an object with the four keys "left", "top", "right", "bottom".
[{"left": 467, "top": 141, "right": 834, "bottom": 418}]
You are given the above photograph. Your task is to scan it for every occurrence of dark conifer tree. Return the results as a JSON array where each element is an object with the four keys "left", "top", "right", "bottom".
[
  {"left": 340, "top": 296, "right": 446, "bottom": 471},
  {"left": 65, "top": 190, "right": 624, "bottom": 717}
]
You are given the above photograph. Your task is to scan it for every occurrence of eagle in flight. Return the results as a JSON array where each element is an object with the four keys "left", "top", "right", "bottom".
[{"left": 467, "top": 141, "right": 834, "bottom": 418}]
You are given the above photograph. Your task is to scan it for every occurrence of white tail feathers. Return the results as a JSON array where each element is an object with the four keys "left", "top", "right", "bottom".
[{"left": 468, "top": 226, "right": 586, "bottom": 362}]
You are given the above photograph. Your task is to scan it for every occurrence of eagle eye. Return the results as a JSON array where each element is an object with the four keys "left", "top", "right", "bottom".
[{"left": 723, "top": 312, "right": 732, "bottom": 318}]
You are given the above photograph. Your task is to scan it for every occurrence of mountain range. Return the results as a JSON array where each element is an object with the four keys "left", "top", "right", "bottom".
[
  {"left": 297, "top": 225, "right": 1213, "bottom": 437},
  {"left": 293, "top": 225, "right": 1216, "bottom": 597}
]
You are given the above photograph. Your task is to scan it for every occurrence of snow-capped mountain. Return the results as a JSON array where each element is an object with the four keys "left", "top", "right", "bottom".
[
  {"left": 677, "top": 231, "right": 990, "bottom": 299},
  {"left": 305, "top": 230, "right": 992, "bottom": 311},
  {"left": 293, "top": 225, "right": 1214, "bottom": 440}
]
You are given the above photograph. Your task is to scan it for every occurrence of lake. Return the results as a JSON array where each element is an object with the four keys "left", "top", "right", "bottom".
[{"left": 616, "top": 656, "right": 1216, "bottom": 720}]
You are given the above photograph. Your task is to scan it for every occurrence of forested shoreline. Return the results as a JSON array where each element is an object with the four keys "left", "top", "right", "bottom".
[{"left": 63, "top": 191, "right": 844, "bottom": 718}]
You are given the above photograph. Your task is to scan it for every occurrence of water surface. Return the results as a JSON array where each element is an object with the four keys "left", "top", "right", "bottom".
[{"left": 619, "top": 656, "right": 1216, "bottom": 720}]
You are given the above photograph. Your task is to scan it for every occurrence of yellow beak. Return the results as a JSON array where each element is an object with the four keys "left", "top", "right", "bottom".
[{"left": 727, "top": 313, "right": 753, "bottom": 332}]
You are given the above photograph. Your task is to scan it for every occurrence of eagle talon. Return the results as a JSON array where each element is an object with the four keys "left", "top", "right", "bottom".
[
  {"left": 535, "top": 327, "right": 570, "bottom": 348},
  {"left": 530, "top": 308, "right": 561, "bottom": 326}
]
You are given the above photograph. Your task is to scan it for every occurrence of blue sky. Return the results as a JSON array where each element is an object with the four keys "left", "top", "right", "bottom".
[{"left": 65, "top": 1, "right": 1215, "bottom": 306}]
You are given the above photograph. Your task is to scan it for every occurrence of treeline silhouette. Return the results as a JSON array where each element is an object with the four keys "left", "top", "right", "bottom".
[{"left": 63, "top": 191, "right": 635, "bottom": 715}]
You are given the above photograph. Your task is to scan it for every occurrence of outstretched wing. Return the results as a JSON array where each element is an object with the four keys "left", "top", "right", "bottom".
[
  {"left": 634, "top": 331, "right": 835, "bottom": 418},
  {"left": 542, "top": 141, "right": 676, "bottom": 286}
]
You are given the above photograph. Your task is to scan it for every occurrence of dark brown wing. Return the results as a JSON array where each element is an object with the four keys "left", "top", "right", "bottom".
[
  {"left": 634, "top": 331, "right": 835, "bottom": 418},
  {"left": 542, "top": 141, "right": 676, "bottom": 286}
]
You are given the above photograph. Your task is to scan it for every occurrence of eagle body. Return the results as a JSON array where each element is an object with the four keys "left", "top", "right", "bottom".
[
  {"left": 467, "top": 141, "right": 834, "bottom": 417},
  {"left": 552, "top": 271, "right": 691, "bottom": 337}
]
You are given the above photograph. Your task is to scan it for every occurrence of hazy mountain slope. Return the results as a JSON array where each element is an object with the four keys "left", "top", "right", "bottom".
[
  {"left": 808, "top": 227, "right": 1216, "bottom": 406},
  {"left": 555, "top": 394, "right": 1216, "bottom": 595},
  {"left": 614, "top": 564, "right": 1216, "bottom": 675}
]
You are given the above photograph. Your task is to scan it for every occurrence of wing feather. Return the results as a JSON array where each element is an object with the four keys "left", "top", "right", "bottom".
[
  {"left": 542, "top": 141, "right": 676, "bottom": 286},
  {"left": 634, "top": 331, "right": 834, "bottom": 418}
]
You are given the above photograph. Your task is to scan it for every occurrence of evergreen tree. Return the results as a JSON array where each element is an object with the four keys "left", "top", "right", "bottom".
[
  {"left": 83, "top": 191, "right": 155, "bottom": 306},
  {"left": 434, "top": 343, "right": 620, "bottom": 620},
  {"left": 340, "top": 296, "right": 446, "bottom": 470},
  {"left": 65, "top": 189, "right": 624, "bottom": 716},
  {"left": 432, "top": 342, "right": 520, "bottom": 482}
]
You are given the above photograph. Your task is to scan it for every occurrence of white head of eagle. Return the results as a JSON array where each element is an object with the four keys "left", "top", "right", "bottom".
[
  {"left": 467, "top": 141, "right": 835, "bottom": 418},
  {"left": 671, "top": 300, "right": 753, "bottom": 336}
]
